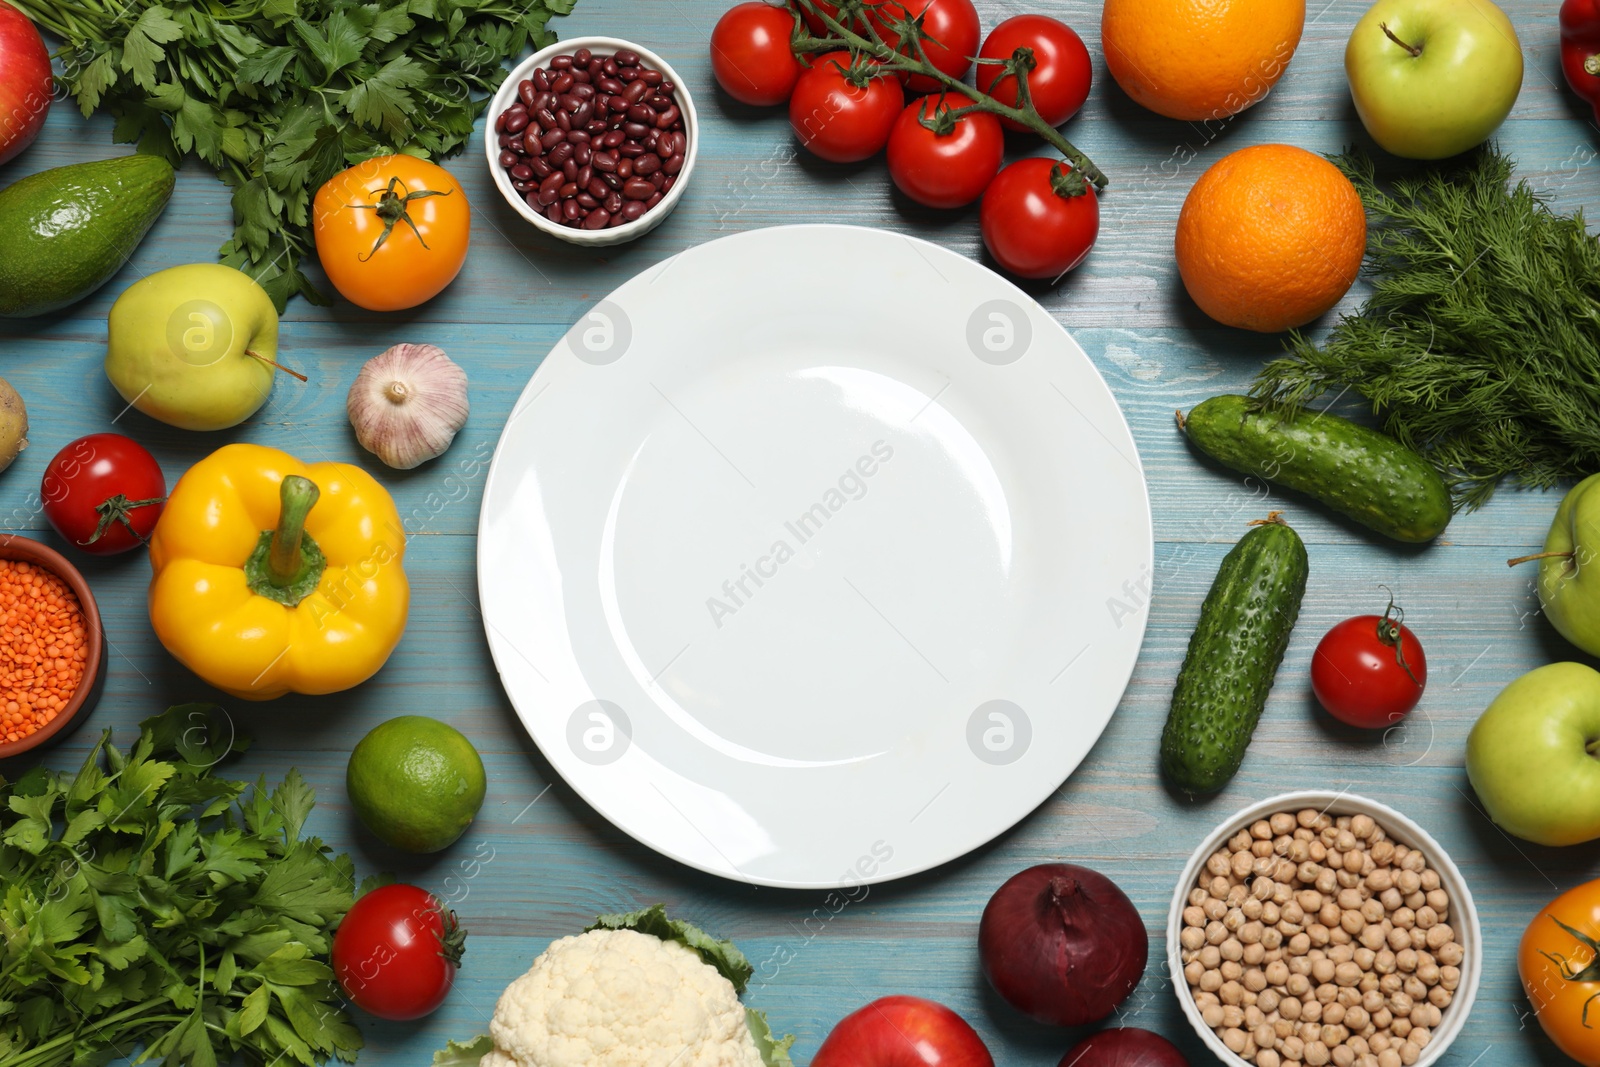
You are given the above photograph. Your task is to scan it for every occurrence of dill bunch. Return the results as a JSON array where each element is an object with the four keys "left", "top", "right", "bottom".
[{"left": 1251, "top": 146, "right": 1600, "bottom": 509}]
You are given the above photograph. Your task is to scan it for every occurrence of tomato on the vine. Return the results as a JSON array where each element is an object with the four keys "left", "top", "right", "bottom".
[
  {"left": 866, "top": 0, "right": 980, "bottom": 93},
  {"left": 332, "top": 884, "right": 464, "bottom": 1021},
  {"left": 711, "top": 2, "right": 805, "bottom": 106},
  {"left": 1520, "top": 878, "right": 1600, "bottom": 1066},
  {"left": 977, "top": 15, "right": 1093, "bottom": 130},
  {"left": 41, "top": 434, "right": 166, "bottom": 556},
  {"left": 1311, "top": 593, "right": 1428, "bottom": 729},
  {"left": 886, "top": 94, "right": 1003, "bottom": 208},
  {"left": 801, "top": 0, "right": 846, "bottom": 35},
  {"left": 789, "top": 52, "right": 904, "bottom": 162},
  {"left": 979, "top": 157, "right": 1099, "bottom": 279},
  {"left": 312, "top": 155, "right": 470, "bottom": 312}
]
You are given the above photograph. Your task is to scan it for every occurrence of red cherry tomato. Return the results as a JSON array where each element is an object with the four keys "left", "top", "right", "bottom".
[
  {"left": 976, "top": 15, "right": 1093, "bottom": 131},
  {"left": 41, "top": 434, "right": 167, "bottom": 556},
  {"left": 331, "top": 884, "right": 464, "bottom": 1021},
  {"left": 1311, "top": 596, "right": 1428, "bottom": 729},
  {"left": 886, "top": 94, "right": 1003, "bottom": 208},
  {"left": 979, "top": 157, "right": 1099, "bottom": 279},
  {"left": 711, "top": 2, "right": 805, "bottom": 106},
  {"left": 801, "top": 0, "right": 847, "bottom": 36},
  {"left": 789, "top": 52, "right": 904, "bottom": 162},
  {"left": 866, "top": 0, "right": 981, "bottom": 93}
]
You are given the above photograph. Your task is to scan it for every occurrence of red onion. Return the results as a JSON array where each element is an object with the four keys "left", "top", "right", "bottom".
[
  {"left": 978, "top": 863, "right": 1148, "bottom": 1026},
  {"left": 1058, "top": 1029, "right": 1188, "bottom": 1067}
]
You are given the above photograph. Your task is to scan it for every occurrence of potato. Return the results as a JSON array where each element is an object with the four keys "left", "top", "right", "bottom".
[{"left": 0, "top": 377, "right": 28, "bottom": 472}]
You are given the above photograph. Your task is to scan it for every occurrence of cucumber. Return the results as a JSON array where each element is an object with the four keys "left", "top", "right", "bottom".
[
  {"left": 1179, "top": 394, "right": 1451, "bottom": 543},
  {"left": 1161, "top": 513, "right": 1308, "bottom": 795}
]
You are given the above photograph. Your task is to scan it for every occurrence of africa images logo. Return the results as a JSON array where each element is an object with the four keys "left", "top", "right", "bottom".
[{"left": 705, "top": 440, "right": 895, "bottom": 628}]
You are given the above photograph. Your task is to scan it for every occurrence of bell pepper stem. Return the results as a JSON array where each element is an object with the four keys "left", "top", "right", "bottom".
[
  {"left": 269, "top": 476, "right": 318, "bottom": 586},
  {"left": 245, "top": 475, "right": 328, "bottom": 607}
]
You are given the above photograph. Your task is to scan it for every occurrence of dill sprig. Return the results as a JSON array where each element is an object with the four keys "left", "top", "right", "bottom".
[{"left": 1251, "top": 146, "right": 1600, "bottom": 510}]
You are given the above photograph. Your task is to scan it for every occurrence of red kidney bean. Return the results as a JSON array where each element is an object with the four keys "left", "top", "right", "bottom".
[
  {"left": 537, "top": 172, "right": 564, "bottom": 205},
  {"left": 499, "top": 48, "right": 686, "bottom": 229}
]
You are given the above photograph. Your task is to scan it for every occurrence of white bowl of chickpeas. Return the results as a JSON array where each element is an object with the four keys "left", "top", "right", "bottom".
[{"left": 1168, "top": 791, "right": 1481, "bottom": 1067}]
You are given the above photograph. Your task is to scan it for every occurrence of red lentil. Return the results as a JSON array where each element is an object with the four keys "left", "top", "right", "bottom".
[{"left": 0, "top": 559, "right": 87, "bottom": 744}]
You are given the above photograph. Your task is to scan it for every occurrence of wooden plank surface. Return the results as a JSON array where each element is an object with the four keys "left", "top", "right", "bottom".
[{"left": 2, "top": 0, "right": 1596, "bottom": 1063}]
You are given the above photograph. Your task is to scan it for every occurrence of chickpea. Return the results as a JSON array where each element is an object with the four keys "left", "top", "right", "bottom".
[
  {"left": 1385, "top": 926, "right": 1410, "bottom": 952},
  {"left": 1203, "top": 1003, "right": 1225, "bottom": 1028},
  {"left": 1243, "top": 897, "right": 1265, "bottom": 921},
  {"left": 1397, "top": 1042, "right": 1419, "bottom": 1067},
  {"left": 1309, "top": 924, "right": 1332, "bottom": 947},
  {"left": 1392, "top": 908, "right": 1415, "bottom": 931},
  {"left": 1312, "top": 958, "right": 1337, "bottom": 984},
  {"left": 1342, "top": 911, "right": 1366, "bottom": 936},
  {"left": 1303, "top": 996, "right": 1325, "bottom": 1022},
  {"left": 1290, "top": 957, "right": 1314, "bottom": 978},
  {"left": 1201, "top": 969, "right": 1223, "bottom": 993},
  {"left": 1275, "top": 859, "right": 1300, "bottom": 883},
  {"left": 1379, "top": 888, "right": 1404, "bottom": 912},
  {"left": 1246, "top": 942, "right": 1268, "bottom": 966},
  {"left": 1360, "top": 899, "right": 1385, "bottom": 924},
  {"left": 1345, "top": 1006, "right": 1369, "bottom": 1030},
  {"left": 1316, "top": 869, "right": 1340, "bottom": 895},
  {"left": 1377, "top": 1050, "right": 1401, "bottom": 1067},
  {"left": 1403, "top": 891, "right": 1426, "bottom": 912},
  {"left": 1182, "top": 926, "right": 1206, "bottom": 951},
  {"left": 1209, "top": 851, "right": 1233, "bottom": 876},
  {"left": 1298, "top": 809, "right": 1321, "bottom": 828},
  {"left": 1332, "top": 1047, "right": 1355, "bottom": 1067},
  {"left": 1259, "top": 1050, "right": 1282, "bottom": 1067},
  {"left": 1206, "top": 897, "right": 1229, "bottom": 921},
  {"left": 1289, "top": 839, "right": 1313, "bottom": 863},
  {"left": 1360, "top": 924, "right": 1388, "bottom": 952},
  {"left": 1224, "top": 1004, "right": 1247, "bottom": 1028},
  {"left": 1201, "top": 945, "right": 1223, "bottom": 969},
  {"left": 1233, "top": 851, "right": 1257, "bottom": 878},
  {"left": 1262, "top": 928, "right": 1284, "bottom": 952},
  {"left": 1260, "top": 989, "right": 1282, "bottom": 1013},
  {"left": 1306, "top": 1040, "right": 1332, "bottom": 1066},
  {"left": 1395, "top": 870, "right": 1421, "bottom": 895},
  {"left": 1282, "top": 996, "right": 1303, "bottom": 1021},
  {"left": 1299, "top": 862, "right": 1323, "bottom": 886},
  {"left": 1425, "top": 924, "right": 1453, "bottom": 950},
  {"left": 1374, "top": 950, "right": 1396, "bottom": 975},
  {"left": 1222, "top": 980, "right": 1245, "bottom": 1006},
  {"left": 1413, "top": 906, "right": 1438, "bottom": 930},
  {"left": 1366, "top": 869, "right": 1394, "bottom": 893},
  {"left": 1282, "top": 1034, "right": 1306, "bottom": 1061},
  {"left": 1372, "top": 1008, "right": 1392, "bottom": 1030},
  {"left": 1222, "top": 960, "right": 1245, "bottom": 982},
  {"left": 1379, "top": 974, "right": 1403, "bottom": 996},
  {"left": 1353, "top": 948, "right": 1376, "bottom": 971},
  {"left": 1211, "top": 875, "right": 1232, "bottom": 898},
  {"left": 1427, "top": 986, "right": 1451, "bottom": 1009},
  {"left": 1370, "top": 840, "right": 1395, "bottom": 866},
  {"left": 1437, "top": 941, "right": 1463, "bottom": 967},
  {"left": 1224, "top": 1027, "right": 1248, "bottom": 1054},
  {"left": 1246, "top": 967, "right": 1269, "bottom": 992},
  {"left": 1272, "top": 812, "right": 1297, "bottom": 835},
  {"left": 1335, "top": 962, "right": 1364, "bottom": 987}
]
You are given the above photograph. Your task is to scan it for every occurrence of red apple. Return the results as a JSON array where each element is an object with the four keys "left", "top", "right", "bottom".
[
  {"left": 0, "top": 0, "right": 51, "bottom": 165},
  {"left": 812, "top": 996, "right": 994, "bottom": 1067}
]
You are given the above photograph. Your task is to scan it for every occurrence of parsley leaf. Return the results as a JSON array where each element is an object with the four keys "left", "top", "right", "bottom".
[
  {"left": 16, "top": 0, "right": 573, "bottom": 309},
  {"left": 0, "top": 706, "right": 361, "bottom": 1067}
]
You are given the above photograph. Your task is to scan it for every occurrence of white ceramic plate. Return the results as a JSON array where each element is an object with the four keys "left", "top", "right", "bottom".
[{"left": 478, "top": 225, "right": 1151, "bottom": 888}]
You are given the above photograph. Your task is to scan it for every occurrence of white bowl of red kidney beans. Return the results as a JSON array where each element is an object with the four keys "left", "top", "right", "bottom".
[{"left": 485, "top": 37, "right": 697, "bottom": 245}]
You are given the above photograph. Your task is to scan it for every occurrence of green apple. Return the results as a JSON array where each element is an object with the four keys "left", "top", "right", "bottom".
[
  {"left": 105, "top": 263, "right": 279, "bottom": 431},
  {"left": 1533, "top": 473, "right": 1600, "bottom": 657},
  {"left": 1345, "top": 0, "right": 1523, "bottom": 160},
  {"left": 1466, "top": 662, "right": 1600, "bottom": 846}
]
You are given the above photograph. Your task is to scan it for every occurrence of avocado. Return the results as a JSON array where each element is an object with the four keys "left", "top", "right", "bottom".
[{"left": 0, "top": 154, "right": 175, "bottom": 318}]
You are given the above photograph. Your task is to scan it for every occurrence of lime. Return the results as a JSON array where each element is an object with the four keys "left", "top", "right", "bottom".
[{"left": 347, "top": 715, "right": 486, "bottom": 853}]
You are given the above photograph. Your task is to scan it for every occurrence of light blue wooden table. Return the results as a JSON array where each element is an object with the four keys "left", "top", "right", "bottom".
[{"left": 2, "top": 0, "right": 1595, "bottom": 1063}]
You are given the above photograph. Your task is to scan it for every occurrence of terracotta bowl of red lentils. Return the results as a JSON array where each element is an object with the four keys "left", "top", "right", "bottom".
[
  {"left": 0, "top": 535, "right": 105, "bottom": 760},
  {"left": 1169, "top": 791, "right": 1482, "bottom": 1067}
]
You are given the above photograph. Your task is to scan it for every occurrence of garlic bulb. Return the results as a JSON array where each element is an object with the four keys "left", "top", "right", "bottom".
[{"left": 348, "top": 343, "right": 469, "bottom": 469}]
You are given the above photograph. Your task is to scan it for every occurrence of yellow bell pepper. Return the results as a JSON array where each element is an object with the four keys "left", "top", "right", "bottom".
[{"left": 148, "top": 444, "right": 408, "bottom": 700}]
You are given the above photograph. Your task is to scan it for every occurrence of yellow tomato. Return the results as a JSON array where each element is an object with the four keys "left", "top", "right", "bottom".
[
  {"left": 313, "top": 154, "right": 470, "bottom": 311},
  {"left": 1521, "top": 878, "right": 1600, "bottom": 1066}
]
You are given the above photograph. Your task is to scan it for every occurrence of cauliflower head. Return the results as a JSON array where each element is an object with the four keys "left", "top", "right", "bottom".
[{"left": 482, "top": 928, "right": 768, "bottom": 1067}]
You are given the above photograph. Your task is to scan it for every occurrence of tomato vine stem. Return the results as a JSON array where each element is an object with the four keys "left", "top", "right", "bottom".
[{"left": 786, "top": 0, "right": 1108, "bottom": 192}]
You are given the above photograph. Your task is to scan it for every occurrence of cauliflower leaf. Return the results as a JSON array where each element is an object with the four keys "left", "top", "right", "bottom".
[
  {"left": 432, "top": 1035, "right": 493, "bottom": 1067},
  {"left": 744, "top": 1008, "right": 796, "bottom": 1067},
  {"left": 587, "top": 904, "right": 754, "bottom": 993}
]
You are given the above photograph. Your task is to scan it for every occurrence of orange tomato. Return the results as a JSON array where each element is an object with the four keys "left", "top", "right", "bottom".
[
  {"left": 312, "top": 155, "right": 470, "bottom": 311},
  {"left": 1520, "top": 878, "right": 1600, "bottom": 1065}
]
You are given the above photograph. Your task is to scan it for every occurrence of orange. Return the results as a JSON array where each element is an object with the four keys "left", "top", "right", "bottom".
[
  {"left": 1174, "top": 144, "right": 1366, "bottom": 334},
  {"left": 1102, "top": 0, "right": 1305, "bottom": 122}
]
